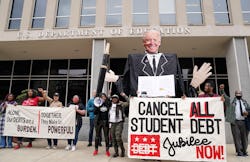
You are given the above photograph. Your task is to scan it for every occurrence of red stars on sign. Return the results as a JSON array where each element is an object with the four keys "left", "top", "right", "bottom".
[{"left": 130, "top": 134, "right": 160, "bottom": 157}]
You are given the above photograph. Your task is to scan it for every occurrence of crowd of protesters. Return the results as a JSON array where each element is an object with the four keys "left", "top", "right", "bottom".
[
  {"left": 0, "top": 81, "right": 249, "bottom": 158},
  {"left": 0, "top": 87, "right": 129, "bottom": 158},
  {"left": 1, "top": 29, "right": 250, "bottom": 160}
]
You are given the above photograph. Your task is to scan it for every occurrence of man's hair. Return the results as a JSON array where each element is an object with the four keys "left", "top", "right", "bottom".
[
  {"left": 205, "top": 80, "right": 215, "bottom": 88},
  {"left": 143, "top": 29, "right": 162, "bottom": 41}
]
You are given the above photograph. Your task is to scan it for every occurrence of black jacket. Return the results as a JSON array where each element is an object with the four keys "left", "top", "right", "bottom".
[
  {"left": 94, "top": 99, "right": 111, "bottom": 123},
  {"left": 116, "top": 53, "right": 185, "bottom": 97}
]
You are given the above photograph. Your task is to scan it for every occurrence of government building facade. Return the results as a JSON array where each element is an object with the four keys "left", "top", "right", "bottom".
[{"left": 0, "top": 0, "right": 250, "bottom": 111}]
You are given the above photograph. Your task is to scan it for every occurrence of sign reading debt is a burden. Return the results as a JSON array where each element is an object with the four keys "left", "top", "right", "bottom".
[
  {"left": 4, "top": 105, "right": 75, "bottom": 139},
  {"left": 128, "top": 97, "right": 226, "bottom": 162}
]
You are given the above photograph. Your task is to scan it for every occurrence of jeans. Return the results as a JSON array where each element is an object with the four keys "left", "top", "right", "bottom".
[
  {"left": 68, "top": 124, "right": 82, "bottom": 146},
  {"left": 0, "top": 136, "right": 12, "bottom": 148},
  {"left": 88, "top": 118, "right": 94, "bottom": 144},
  {"left": 47, "top": 139, "right": 58, "bottom": 146},
  {"left": 95, "top": 120, "right": 109, "bottom": 151}
]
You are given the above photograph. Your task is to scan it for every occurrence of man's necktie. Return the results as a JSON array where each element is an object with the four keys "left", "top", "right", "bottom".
[
  {"left": 239, "top": 100, "right": 244, "bottom": 116},
  {"left": 153, "top": 56, "right": 156, "bottom": 74}
]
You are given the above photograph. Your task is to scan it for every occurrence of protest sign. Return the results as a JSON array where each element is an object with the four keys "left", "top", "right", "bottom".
[
  {"left": 4, "top": 105, "right": 75, "bottom": 139},
  {"left": 128, "top": 97, "right": 226, "bottom": 161}
]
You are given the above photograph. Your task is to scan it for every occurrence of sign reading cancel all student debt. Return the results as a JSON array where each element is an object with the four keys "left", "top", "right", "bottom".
[
  {"left": 4, "top": 105, "right": 75, "bottom": 139},
  {"left": 128, "top": 97, "right": 226, "bottom": 162}
]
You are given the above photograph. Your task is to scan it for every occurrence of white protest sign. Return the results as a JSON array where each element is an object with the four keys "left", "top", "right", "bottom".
[
  {"left": 4, "top": 105, "right": 76, "bottom": 139},
  {"left": 128, "top": 97, "right": 226, "bottom": 162},
  {"left": 138, "top": 75, "right": 175, "bottom": 97}
]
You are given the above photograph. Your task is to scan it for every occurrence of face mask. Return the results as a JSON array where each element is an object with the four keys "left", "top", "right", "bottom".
[{"left": 236, "top": 96, "right": 242, "bottom": 100}]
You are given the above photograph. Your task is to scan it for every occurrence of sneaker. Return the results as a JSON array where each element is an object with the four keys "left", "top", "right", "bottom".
[
  {"left": 113, "top": 153, "right": 119, "bottom": 158},
  {"left": 98, "top": 143, "right": 102, "bottom": 147},
  {"left": 52, "top": 146, "right": 57, "bottom": 149},
  {"left": 71, "top": 145, "right": 76, "bottom": 151},
  {"left": 87, "top": 143, "right": 92, "bottom": 147},
  {"left": 26, "top": 143, "right": 32, "bottom": 148},
  {"left": 106, "top": 151, "right": 110, "bottom": 157},
  {"left": 93, "top": 150, "right": 98, "bottom": 156},
  {"left": 237, "top": 152, "right": 244, "bottom": 156},
  {"left": 65, "top": 145, "right": 71, "bottom": 151},
  {"left": 120, "top": 151, "right": 125, "bottom": 157},
  {"left": 46, "top": 146, "right": 52, "bottom": 149},
  {"left": 14, "top": 144, "right": 21, "bottom": 150}
]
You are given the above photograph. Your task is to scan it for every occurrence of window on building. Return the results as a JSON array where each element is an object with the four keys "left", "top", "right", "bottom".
[
  {"left": 31, "top": 60, "right": 49, "bottom": 75},
  {"left": 215, "top": 58, "right": 227, "bottom": 74},
  {"left": 106, "top": 0, "right": 122, "bottom": 26},
  {"left": 80, "top": 0, "right": 96, "bottom": 27},
  {"left": 55, "top": 0, "right": 71, "bottom": 28},
  {"left": 67, "top": 80, "right": 87, "bottom": 105},
  {"left": 32, "top": 0, "right": 47, "bottom": 29},
  {"left": 0, "top": 80, "right": 10, "bottom": 100},
  {"left": 110, "top": 58, "right": 127, "bottom": 75},
  {"left": 213, "top": 0, "right": 231, "bottom": 25},
  {"left": 69, "top": 59, "right": 88, "bottom": 78},
  {"left": 186, "top": 0, "right": 203, "bottom": 25},
  {"left": 13, "top": 60, "right": 31, "bottom": 75},
  {"left": 0, "top": 61, "right": 13, "bottom": 75},
  {"left": 132, "top": 0, "right": 148, "bottom": 25},
  {"left": 11, "top": 80, "right": 29, "bottom": 97},
  {"left": 8, "top": 0, "right": 24, "bottom": 29},
  {"left": 50, "top": 60, "right": 68, "bottom": 76},
  {"left": 241, "top": 0, "right": 250, "bottom": 24},
  {"left": 49, "top": 80, "right": 67, "bottom": 106},
  {"left": 159, "top": 0, "right": 176, "bottom": 25}
]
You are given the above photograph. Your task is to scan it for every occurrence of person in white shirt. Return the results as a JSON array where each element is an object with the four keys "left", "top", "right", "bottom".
[{"left": 109, "top": 93, "right": 129, "bottom": 158}]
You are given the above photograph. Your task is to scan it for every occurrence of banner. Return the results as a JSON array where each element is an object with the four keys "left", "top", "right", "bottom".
[
  {"left": 128, "top": 97, "right": 226, "bottom": 162},
  {"left": 4, "top": 105, "right": 76, "bottom": 139}
]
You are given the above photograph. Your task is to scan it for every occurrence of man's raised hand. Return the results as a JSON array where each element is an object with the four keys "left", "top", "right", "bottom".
[
  {"left": 190, "top": 63, "right": 212, "bottom": 88},
  {"left": 105, "top": 70, "right": 119, "bottom": 82}
]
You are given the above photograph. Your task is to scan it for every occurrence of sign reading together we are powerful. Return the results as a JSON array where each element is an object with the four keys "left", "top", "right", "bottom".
[
  {"left": 128, "top": 97, "right": 226, "bottom": 162},
  {"left": 4, "top": 105, "right": 76, "bottom": 139}
]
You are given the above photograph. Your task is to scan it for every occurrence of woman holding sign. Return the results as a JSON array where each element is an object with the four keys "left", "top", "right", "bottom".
[
  {"left": 0, "top": 93, "right": 17, "bottom": 148},
  {"left": 14, "top": 88, "right": 45, "bottom": 150}
]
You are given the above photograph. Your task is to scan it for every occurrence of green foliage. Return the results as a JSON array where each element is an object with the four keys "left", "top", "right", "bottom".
[{"left": 16, "top": 89, "right": 38, "bottom": 105}]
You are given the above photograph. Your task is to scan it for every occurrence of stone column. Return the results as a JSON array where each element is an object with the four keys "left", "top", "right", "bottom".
[
  {"left": 226, "top": 37, "right": 250, "bottom": 103},
  {"left": 90, "top": 39, "right": 108, "bottom": 95}
]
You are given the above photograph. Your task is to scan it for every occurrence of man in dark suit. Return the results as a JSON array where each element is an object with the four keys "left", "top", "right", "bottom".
[{"left": 105, "top": 29, "right": 212, "bottom": 97}]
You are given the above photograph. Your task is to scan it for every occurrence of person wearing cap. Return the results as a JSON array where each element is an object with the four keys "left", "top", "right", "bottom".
[
  {"left": 226, "top": 90, "right": 250, "bottom": 156},
  {"left": 41, "top": 89, "right": 63, "bottom": 149},
  {"left": 109, "top": 93, "right": 129, "bottom": 158}
]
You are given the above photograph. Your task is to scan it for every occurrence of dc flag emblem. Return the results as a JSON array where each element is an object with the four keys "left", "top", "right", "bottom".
[{"left": 130, "top": 134, "right": 160, "bottom": 157}]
